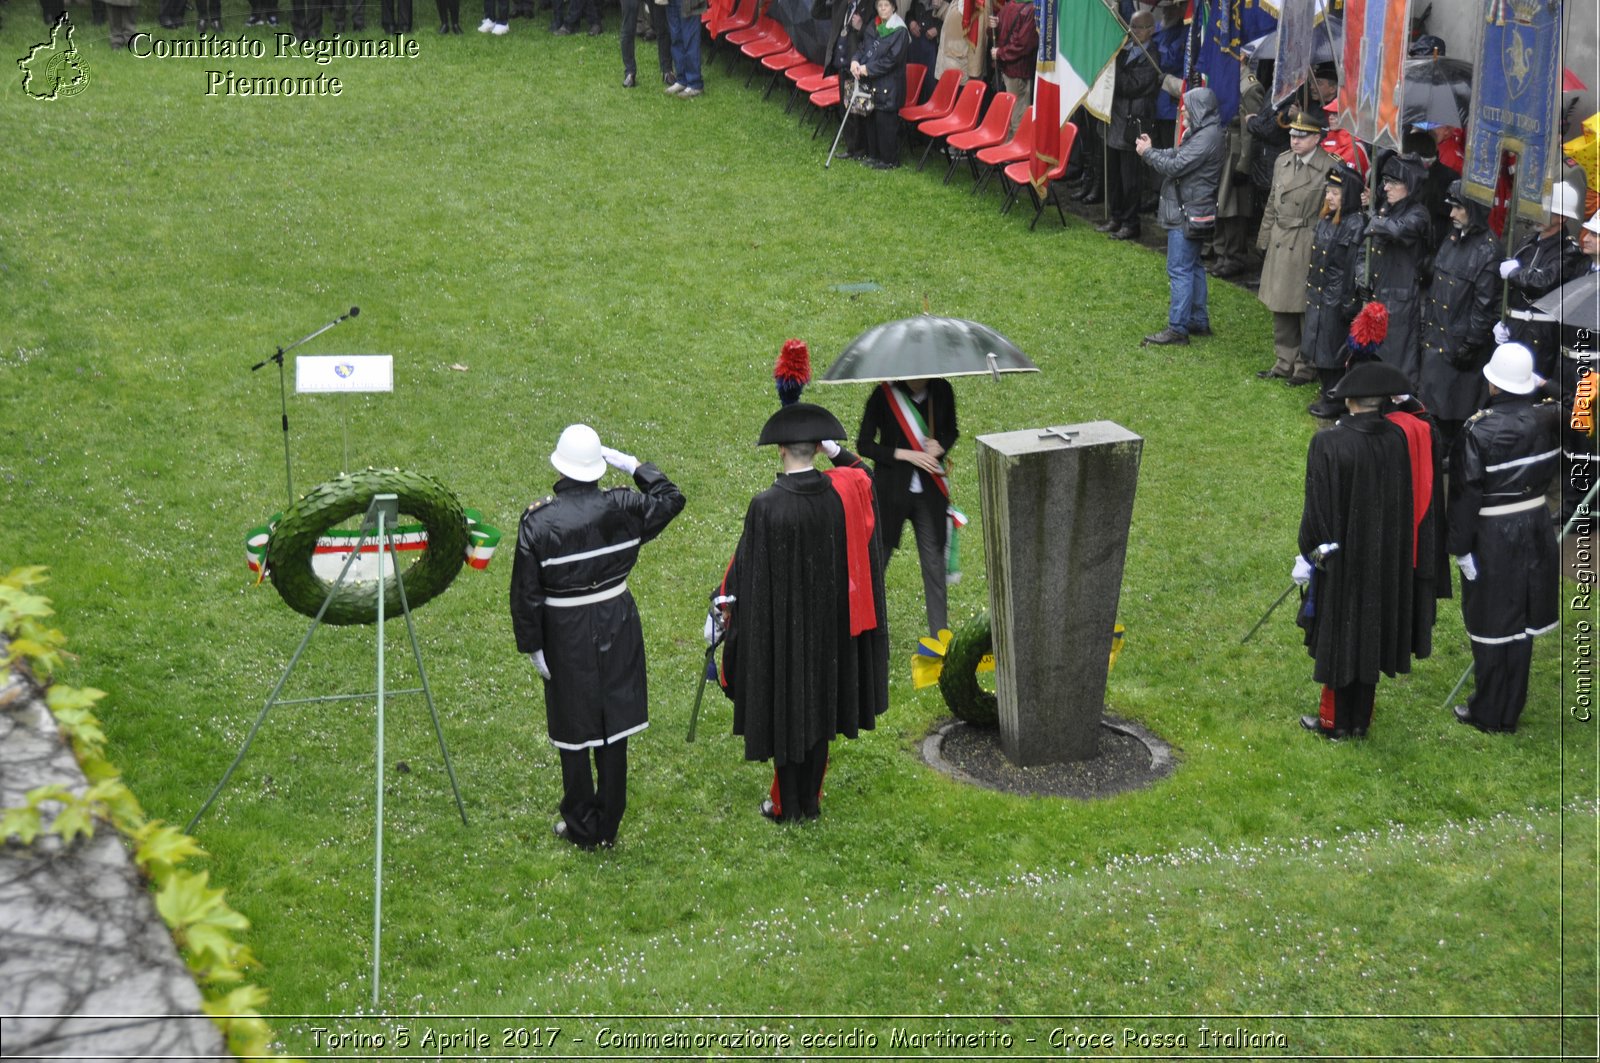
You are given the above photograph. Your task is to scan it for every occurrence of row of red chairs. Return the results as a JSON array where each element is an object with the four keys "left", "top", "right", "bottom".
[{"left": 712, "top": 6, "right": 1079, "bottom": 229}]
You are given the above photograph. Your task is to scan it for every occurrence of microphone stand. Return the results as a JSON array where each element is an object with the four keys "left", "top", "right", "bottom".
[{"left": 252, "top": 307, "right": 359, "bottom": 508}]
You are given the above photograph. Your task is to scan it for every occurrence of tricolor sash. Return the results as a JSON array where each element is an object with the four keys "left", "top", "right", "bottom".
[{"left": 883, "top": 382, "right": 950, "bottom": 499}]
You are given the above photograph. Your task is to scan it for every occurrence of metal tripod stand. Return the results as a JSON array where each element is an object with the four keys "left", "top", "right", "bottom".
[{"left": 188, "top": 494, "right": 468, "bottom": 1006}]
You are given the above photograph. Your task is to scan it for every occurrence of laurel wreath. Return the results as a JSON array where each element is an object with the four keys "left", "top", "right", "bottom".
[
  {"left": 939, "top": 611, "right": 998, "bottom": 728},
  {"left": 267, "top": 469, "right": 468, "bottom": 625}
]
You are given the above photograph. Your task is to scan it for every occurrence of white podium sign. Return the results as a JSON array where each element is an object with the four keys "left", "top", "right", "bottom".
[{"left": 296, "top": 355, "right": 394, "bottom": 394}]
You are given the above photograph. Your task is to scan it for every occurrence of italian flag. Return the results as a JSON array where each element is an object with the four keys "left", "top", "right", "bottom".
[{"left": 1031, "top": 0, "right": 1125, "bottom": 191}]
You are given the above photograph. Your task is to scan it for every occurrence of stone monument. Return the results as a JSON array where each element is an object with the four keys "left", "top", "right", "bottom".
[{"left": 975, "top": 422, "right": 1143, "bottom": 765}]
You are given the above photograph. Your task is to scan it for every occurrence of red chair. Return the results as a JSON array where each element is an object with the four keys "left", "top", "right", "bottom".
[
  {"left": 1001, "top": 121, "right": 1078, "bottom": 229},
  {"left": 972, "top": 107, "right": 1033, "bottom": 195},
  {"left": 738, "top": 19, "right": 787, "bottom": 56},
  {"left": 944, "top": 92, "right": 1015, "bottom": 184},
  {"left": 898, "top": 67, "right": 962, "bottom": 126},
  {"left": 708, "top": 0, "right": 756, "bottom": 40},
  {"left": 915, "top": 78, "right": 987, "bottom": 171},
  {"left": 725, "top": 9, "right": 771, "bottom": 46},
  {"left": 902, "top": 63, "right": 927, "bottom": 116},
  {"left": 761, "top": 47, "right": 808, "bottom": 97}
]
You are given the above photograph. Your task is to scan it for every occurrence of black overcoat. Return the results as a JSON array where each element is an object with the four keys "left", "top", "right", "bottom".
[
  {"left": 1297, "top": 412, "right": 1416, "bottom": 688},
  {"left": 1417, "top": 218, "right": 1498, "bottom": 421},
  {"left": 724, "top": 470, "right": 865, "bottom": 765},
  {"left": 1302, "top": 202, "right": 1367, "bottom": 369},
  {"left": 510, "top": 464, "right": 685, "bottom": 749},
  {"left": 1364, "top": 163, "right": 1433, "bottom": 383},
  {"left": 1446, "top": 394, "right": 1562, "bottom": 642}
]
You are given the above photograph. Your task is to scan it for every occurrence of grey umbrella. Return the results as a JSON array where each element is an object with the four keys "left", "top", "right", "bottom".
[
  {"left": 817, "top": 316, "right": 1040, "bottom": 384},
  {"left": 1533, "top": 270, "right": 1600, "bottom": 337},
  {"left": 1243, "top": 19, "right": 1341, "bottom": 63}
]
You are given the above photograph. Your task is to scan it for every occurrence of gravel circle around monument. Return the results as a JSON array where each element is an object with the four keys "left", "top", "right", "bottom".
[{"left": 923, "top": 716, "right": 1175, "bottom": 799}]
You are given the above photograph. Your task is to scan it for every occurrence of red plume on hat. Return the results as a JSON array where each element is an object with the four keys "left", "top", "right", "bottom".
[
  {"left": 774, "top": 338, "right": 811, "bottom": 406},
  {"left": 1345, "top": 301, "right": 1389, "bottom": 364}
]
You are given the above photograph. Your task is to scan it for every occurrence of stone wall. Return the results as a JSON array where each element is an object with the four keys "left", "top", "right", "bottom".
[{"left": 0, "top": 662, "right": 230, "bottom": 1061}]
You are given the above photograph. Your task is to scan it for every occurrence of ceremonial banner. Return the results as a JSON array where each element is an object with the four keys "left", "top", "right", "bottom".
[
  {"left": 1463, "top": 0, "right": 1567, "bottom": 223},
  {"left": 1031, "top": 0, "right": 1123, "bottom": 190},
  {"left": 1270, "top": 0, "right": 1324, "bottom": 106},
  {"left": 1336, "top": 0, "right": 1411, "bottom": 149},
  {"left": 1190, "top": 0, "right": 1277, "bottom": 126}
]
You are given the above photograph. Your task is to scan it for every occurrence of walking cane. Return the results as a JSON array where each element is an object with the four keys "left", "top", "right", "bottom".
[{"left": 827, "top": 81, "right": 868, "bottom": 168}]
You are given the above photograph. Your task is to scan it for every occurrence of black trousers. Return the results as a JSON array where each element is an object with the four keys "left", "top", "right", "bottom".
[
  {"left": 434, "top": 0, "right": 458, "bottom": 26},
  {"left": 1318, "top": 681, "right": 1376, "bottom": 734},
  {"left": 380, "top": 0, "right": 412, "bottom": 30},
  {"left": 558, "top": 738, "right": 628, "bottom": 847},
  {"left": 620, "top": 0, "right": 670, "bottom": 77},
  {"left": 1465, "top": 638, "right": 1534, "bottom": 732},
  {"left": 562, "top": 0, "right": 597, "bottom": 28},
  {"left": 864, "top": 108, "right": 900, "bottom": 166},
  {"left": 774, "top": 737, "right": 830, "bottom": 821},
  {"left": 883, "top": 482, "right": 948, "bottom": 635},
  {"left": 330, "top": 0, "right": 367, "bottom": 29},
  {"left": 1105, "top": 145, "right": 1142, "bottom": 232},
  {"left": 291, "top": 0, "right": 324, "bottom": 38}
]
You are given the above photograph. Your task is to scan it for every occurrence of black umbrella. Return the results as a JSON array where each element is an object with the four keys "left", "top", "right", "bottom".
[
  {"left": 817, "top": 316, "right": 1040, "bottom": 383},
  {"left": 1402, "top": 57, "right": 1472, "bottom": 128},
  {"left": 1533, "top": 271, "right": 1600, "bottom": 338}
]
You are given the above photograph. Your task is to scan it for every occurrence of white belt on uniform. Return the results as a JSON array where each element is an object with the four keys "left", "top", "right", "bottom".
[
  {"left": 1507, "top": 308, "right": 1554, "bottom": 323},
  {"left": 544, "top": 581, "right": 629, "bottom": 607},
  {"left": 1479, "top": 497, "right": 1546, "bottom": 516}
]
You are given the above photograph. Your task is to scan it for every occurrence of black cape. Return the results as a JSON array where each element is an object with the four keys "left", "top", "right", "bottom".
[
  {"left": 724, "top": 468, "right": 885, "bottom": 765},
  {"left": 1297, "top": 412, "right": 1417, "bottom": 687}
]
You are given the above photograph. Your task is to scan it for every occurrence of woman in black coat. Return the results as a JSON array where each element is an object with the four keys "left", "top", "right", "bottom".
[
  {"left": 1362, "top": 152, "right": 1434, "bottom": 383},
  {"left": 1416, "top": 180, "right": 1499, "bottom": 449},
  {"left": 850, "top": 0, "right": 909, "bottom": 170},
  {"left": 1303, "top": 164, "right": 1367, "bottom": 417}
]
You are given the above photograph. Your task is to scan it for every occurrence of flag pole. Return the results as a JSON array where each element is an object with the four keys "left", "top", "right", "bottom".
[{"left": 1094, "top": 0, "right": 1166, "bottom": 78}]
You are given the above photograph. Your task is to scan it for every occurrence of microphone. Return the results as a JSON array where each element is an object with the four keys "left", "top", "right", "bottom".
[{"left": 348, "top": 306, "right": 360, "bottom": 318}]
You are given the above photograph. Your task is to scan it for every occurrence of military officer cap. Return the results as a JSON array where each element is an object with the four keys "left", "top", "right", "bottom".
[
  {"left": 1443, "top": 179, "right": 1467, "bottom": 207},
  {"left": 1332, "top": 361, "right": 1413, "bottom": 400},
  {"left": 757, "top": 402, "right": 847, "bottom": 446},
  {"left": 1286, "top": 108, "right": 1325, "bottom": 135}
]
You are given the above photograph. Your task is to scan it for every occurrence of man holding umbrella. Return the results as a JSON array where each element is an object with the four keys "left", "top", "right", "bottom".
[{"left": 856, "top": 377, "right": 959, "bottom": 637}]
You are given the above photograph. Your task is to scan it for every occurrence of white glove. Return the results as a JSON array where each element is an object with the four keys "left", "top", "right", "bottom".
[
  {"left": 821, "top": 439, "right": 841, "bottom": 459},
  {"left": 1454, "top": 554, "right": 1478, "bottom": 582},
  {"left": 1161, "top": 73, "right": 1184, "bottom": 99},
  {"left": 529, "top": 649, "right": 551, "bottom": 680},
  {"left": 1292, "top": 555, "right": 1313, "bottom": 586},
  {"left": 600, "top": 446, "right": 639, "bottom": 474},
  {"left": 1492, "top": 321, "right": 1511, "bottom": 345},
  {"left": 1498, "top": 258, "right": 1520, "bottom": 280},
  {"left": 1314, "top": 542, "right": 1341, "bottom": 562}
]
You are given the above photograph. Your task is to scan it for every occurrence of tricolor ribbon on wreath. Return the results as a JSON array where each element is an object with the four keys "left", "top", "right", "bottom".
[
  {"left": 882, "top": 382, "right": 966, "bottom": 584},
  {"left": 246, "top": 508, "right": 502, "bottom": 580}
]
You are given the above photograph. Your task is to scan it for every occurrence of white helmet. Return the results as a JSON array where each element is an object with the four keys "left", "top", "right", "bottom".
[
  {"left": 1483, "top": 342, "right": 1540, "bottom": 395},
  {"left": 1584, "top": 209, "right": 1600, "bottom": 236},
  {"left": 1547, "top": 181, "right": 1582, "bottom": 222},
  {"left": 550, "top": 424, "right": 606, "bottom": 482}
]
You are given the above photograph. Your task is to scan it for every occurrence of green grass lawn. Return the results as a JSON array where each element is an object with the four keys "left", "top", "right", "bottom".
[{"left": 2, "top": 6, "right": 1596, "bottom": 1057}]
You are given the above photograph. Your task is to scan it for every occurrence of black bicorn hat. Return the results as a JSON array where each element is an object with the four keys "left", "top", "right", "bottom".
[
  {"left": 757, "top": 402, "right": 847, "bottom": 446},
  {"left": 1331, "top": 361, "right": 1413, "bottom": 400}
]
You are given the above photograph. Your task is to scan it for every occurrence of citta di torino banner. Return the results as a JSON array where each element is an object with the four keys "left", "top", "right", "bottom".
[{"left": 1462, "top": 0, "right": 1567, "bottom": 222}]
